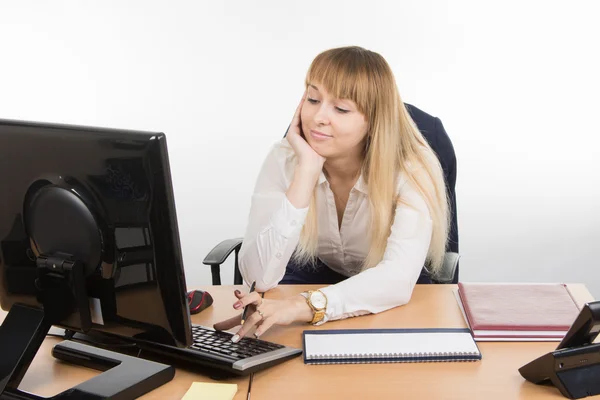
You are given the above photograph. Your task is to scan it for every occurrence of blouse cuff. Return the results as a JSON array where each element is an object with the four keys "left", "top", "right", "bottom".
[
  {"left": 269, "top": 196, "right": 308, "bottom": 238},
  {"left": 320, "top": 285, "right": 342, "bottom": 322}
]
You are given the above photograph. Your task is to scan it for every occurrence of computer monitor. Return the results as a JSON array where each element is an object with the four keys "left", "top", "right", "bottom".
[{"left": 0, "top": 118, "right": 192, "bottom": 399}]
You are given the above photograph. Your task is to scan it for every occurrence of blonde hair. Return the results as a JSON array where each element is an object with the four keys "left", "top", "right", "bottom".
[{"left": 293, "top": 46, "right": 450, "bottom": 274}]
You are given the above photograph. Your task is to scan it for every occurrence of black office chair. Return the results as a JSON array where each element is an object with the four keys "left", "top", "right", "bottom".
[{"left": 203, "top": 103, "right": 460, "bottom": 285}]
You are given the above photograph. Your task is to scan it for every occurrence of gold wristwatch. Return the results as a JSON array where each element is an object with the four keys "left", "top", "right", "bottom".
[{"left": 301, "top": 290, "right": 327, "bottom": 325}]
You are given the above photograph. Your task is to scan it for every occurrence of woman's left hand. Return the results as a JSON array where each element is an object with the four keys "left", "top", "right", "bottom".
[{"left": 213, "top": 290, "right": 313, "bottom": 342}]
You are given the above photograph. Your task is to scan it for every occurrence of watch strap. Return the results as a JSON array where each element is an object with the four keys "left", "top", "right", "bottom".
[{"left": 311, "top": 310, "right": 326, "bottom": 325}]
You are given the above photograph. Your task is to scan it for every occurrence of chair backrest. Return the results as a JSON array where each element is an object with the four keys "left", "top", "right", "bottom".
[{"left": 405, "top": 103, "right": 459, "bottom": 283}]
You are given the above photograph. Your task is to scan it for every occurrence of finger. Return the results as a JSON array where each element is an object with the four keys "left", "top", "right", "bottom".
[
  {"left": 232, "top": 310, "right": 263, "bottom": 342},
  {"left": 233, "top": 291, "right": 263, "bottom": 310},
  {"left": 213, "top": 313, "right": 242, "bottom": 331},
  {"left": 254, "top": 316, "right": 275, "bottom": 338},
  {"left": 289, "top": 90, "right": 307, "bottom": 128}
]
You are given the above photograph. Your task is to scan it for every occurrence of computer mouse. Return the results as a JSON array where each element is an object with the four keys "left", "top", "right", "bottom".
[{"left": 187, "top": 290, "right": 213, "bottom": 315}]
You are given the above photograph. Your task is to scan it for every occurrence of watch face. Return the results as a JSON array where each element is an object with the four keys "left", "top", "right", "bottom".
[{"left": 310, "top": 291, "right": 327, "bottom": 309}]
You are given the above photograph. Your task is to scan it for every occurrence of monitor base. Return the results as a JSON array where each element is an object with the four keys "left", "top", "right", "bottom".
[{"left": 0, "top": 303, "right": 174, "bottom": 400}]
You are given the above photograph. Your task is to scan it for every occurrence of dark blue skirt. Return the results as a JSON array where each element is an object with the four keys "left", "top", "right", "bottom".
[{"left": 279, "top": 257, "right": 432, "bottom": 285}]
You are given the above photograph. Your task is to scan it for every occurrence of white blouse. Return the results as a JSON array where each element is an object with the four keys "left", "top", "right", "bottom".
[{"left": 238, "top": 139, "right": 433, "bottom": 322}]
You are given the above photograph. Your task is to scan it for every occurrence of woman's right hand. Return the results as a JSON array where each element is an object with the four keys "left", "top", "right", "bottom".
[{"left": 286, "top": 91, "right": 326, "bottom": 176}]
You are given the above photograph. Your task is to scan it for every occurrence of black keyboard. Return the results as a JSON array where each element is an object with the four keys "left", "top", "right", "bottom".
[
  {"left": 134, "top": 324, "right": 302, "bottom": 376},
  {"left": 191, "top": 324, "right": 284, "bottom": 360}
]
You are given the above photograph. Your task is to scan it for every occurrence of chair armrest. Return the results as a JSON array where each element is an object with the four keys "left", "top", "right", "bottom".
[
  {"left": 432, "top": 252, "right": 460, "bottom": 284},
  {"left": 202, "top": 238, "right": 243, "bottom": 285},
  {"left": 203, "top": 238, "right": 243, "bottom": 266}
]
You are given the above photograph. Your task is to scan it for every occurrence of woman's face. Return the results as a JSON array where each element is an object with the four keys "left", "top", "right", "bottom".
[{"left": 300, "top": 83, "right": 369, "bottom": 159}]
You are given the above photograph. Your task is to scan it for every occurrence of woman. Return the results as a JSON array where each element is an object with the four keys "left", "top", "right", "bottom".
[{"left": 215, "top": 46, "right": 449, "bottom": 342}]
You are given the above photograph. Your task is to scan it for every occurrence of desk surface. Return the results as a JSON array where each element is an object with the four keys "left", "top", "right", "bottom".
[{"left": 0, "top": 284, "right": 595, "bottom": 400}]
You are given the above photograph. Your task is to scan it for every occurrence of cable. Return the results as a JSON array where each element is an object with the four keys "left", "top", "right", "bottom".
[
  {"left": 46, "top": 330, "right": 137, "bottom": 349},
  {"left": 46, "top": 333, "right": 67, "bottom": 339}
]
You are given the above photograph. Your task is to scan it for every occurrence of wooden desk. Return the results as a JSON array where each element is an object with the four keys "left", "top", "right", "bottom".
[
  {"left": 0, "top": 284, "right": 595, "bottom": 399},
  {"left": 254, "top": 284, "right": 596, "bottom": 400}
]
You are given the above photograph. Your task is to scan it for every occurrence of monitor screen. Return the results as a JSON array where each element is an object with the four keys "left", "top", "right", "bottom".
[{"left": 0, "top": 119, "right": 192, "bottom": 348}]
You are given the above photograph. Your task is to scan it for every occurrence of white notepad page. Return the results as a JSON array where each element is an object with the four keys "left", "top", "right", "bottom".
[{"left": 304, "top": 330, "right": 480, "bottom": 359}]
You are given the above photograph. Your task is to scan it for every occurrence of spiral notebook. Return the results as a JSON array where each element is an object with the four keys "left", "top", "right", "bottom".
[{"left": 302, "top": 328, "right": 481, "bottom": 364}]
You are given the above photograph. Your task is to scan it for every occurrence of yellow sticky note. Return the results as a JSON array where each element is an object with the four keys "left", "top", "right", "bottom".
[{"left": 181, "top": 382, "right": 238, "bottom": 400}]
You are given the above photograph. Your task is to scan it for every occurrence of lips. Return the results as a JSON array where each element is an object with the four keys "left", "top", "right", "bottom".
[{"left": 309, "top": 129, "right": 332, "bottom": 140}]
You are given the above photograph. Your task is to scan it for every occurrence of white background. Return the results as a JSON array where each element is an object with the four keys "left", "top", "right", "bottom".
[{"left": 1, "top": 1, "right": 599, "bottom": 296}]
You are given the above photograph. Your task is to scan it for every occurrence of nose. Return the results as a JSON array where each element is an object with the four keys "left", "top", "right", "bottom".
[{"left": 314, "top": 105, "right": 330, "bottom": 126}]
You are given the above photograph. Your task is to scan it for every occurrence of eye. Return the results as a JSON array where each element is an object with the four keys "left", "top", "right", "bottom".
[
  {"left": 307, "top": 97, "right": 320, "bottom": 104},
  {"left": 335, "top": 107, "right": 350, "bottom": 114}
]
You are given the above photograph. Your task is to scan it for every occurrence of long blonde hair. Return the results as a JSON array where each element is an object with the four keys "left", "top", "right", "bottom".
[{"left": 293, "top": 46, "right": 450, "bottom": 274}]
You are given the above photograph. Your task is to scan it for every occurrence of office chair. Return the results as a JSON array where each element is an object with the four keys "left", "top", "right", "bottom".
[{"left": 203, "top": 103, "right": 459, "bottom": 285}]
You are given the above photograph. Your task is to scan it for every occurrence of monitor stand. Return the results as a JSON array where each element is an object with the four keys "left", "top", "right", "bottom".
[
  {"left": 0, "top": 303, "right": 174, "bottom": 400},
  {"left": 1, "top": 251, "right": 176, "bottom": 400}
]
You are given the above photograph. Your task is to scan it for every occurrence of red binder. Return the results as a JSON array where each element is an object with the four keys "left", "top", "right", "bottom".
[{"left": 457, "top": 283, "right": 581, "bottom": 340}]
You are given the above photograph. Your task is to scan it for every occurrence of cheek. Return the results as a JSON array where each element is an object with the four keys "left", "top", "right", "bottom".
[
  {"left": 338, "top": 118, "right": 368, "bottom": 142},
  {"left": 299, "top": 109, "right": 307, "bottom": 130},
  {"left": 300, "top": 104, "right": 311, "bottom": 122}
]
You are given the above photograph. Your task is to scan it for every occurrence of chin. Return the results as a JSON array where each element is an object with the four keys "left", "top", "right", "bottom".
[{"left": 307, "top": 140, "right": 331, "bottom": 158}]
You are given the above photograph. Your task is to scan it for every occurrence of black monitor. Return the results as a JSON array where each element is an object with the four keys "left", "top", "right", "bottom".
[{"left": 0, "top": 118, "right": 192, "bottom": 399}]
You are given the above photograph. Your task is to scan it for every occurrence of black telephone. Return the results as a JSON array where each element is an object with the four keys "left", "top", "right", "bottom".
[{"left": 519, "top": 301, "right": 600, "bottom": 399}]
